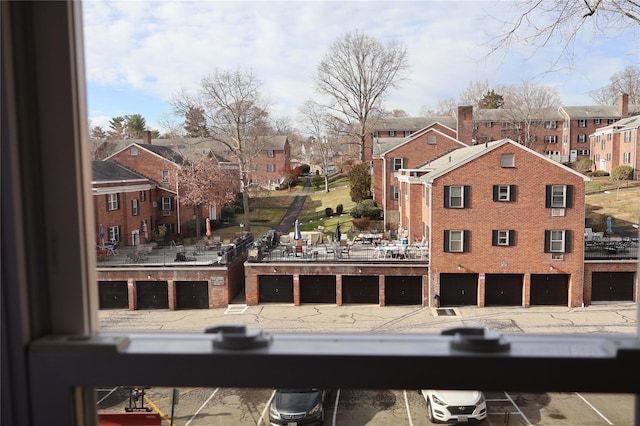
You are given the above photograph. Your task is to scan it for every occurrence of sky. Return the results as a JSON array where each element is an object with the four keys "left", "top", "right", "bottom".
[{"left": 82, "top": 0, "right": 640, "bottom": 134}]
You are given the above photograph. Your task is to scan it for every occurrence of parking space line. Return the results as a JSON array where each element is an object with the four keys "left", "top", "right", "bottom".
[
  {"left": 332, "top": 389, "right": 341, "bottom": 426},
  {"left": 575, "top": 392, "right": 614, "bottom": 425},
  {"left": 143, "top": 395, "right": 172, "bottom": 425},
  {"left": 185, "top": 387, "right": 220, "bottom": 426},
  {"left": 257, "top": 390, "right": 276, "bottom": 426},
  {"left": 403, "top": 390, "right": 414, "bottom": 426},
  {"left": 504, "top": 392, "right": 533, "bottom": 426}
]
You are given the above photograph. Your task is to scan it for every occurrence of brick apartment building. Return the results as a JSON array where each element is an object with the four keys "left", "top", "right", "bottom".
[
  {"left": 92, "top": 161, "right": 155, "bottom": 246},
  {"left": 367, "top": 96, "right": 637, "bottom": 230},
  {"left": 252, "top": 135, "right": 291, "bottom": 189},
  {"left": 590, "top": 113, "right": 640, "bottom": 174},
  {"left": 398, "top": 139, "right": 589, "bottom": 307}
]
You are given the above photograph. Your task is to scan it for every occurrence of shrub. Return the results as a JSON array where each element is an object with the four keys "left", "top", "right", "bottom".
[
  {"left": 299, "top": 164, "right": 311, "bottom": 174},
  {"left": 336, "top": 204, "right": 344, "bottom": 215},
  {"left": 352, "top": 217, "right": 370, "bottom": 231},
  {"left": 221, "top": 206, "right": 235, "bottom": 220},
  {"left": 576, "top": 159, "right": 593, "bottom": 174},
  {"left": 312, "top": 174, "right": 323, "bottom": 189},
  {"left": 611, "top": 165, "right": 633, "bottom": 181},
  {"left": 592, "top": 170, "right": 610, "bottom": 177},
  {"left": 325, "top": 207, "right": 334, "bottom": 217},
  {"left": 350, "top": 199, "right": 382, "bottom": 219}
]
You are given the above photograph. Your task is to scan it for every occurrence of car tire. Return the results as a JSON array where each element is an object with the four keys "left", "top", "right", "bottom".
[{"left": 426, "top": 398, "right": 437, "bottom": 424}]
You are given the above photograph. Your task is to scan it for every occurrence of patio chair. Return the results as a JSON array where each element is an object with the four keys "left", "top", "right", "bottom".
[{"left": 340, "top": 244, "right": 351, "bottom": 258}]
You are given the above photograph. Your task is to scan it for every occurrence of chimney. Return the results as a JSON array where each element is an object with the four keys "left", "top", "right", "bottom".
[
  {"left": 457, "top": 105, "right": 473, "bottom": 145},
  {"left": 143, "top": 130, "right": 152, "bottom": 145},
  {"left": 619, "top": 93, "right": 629, "bottom": 119}
]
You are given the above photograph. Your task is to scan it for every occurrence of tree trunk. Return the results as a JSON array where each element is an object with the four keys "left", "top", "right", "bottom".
[
  {"left": 195, "top": 206, "right": 201, "bottom": 238},
  {"left": 324, "top": 175, "right": 329, "bottom": 192},
  {"left": 242, "top": 187, "right": 251, "bottom": 232}
]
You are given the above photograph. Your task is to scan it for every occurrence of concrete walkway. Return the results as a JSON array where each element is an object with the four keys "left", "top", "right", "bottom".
[{"left": 273, "top": 177, "right": 311, "bottom": 234}]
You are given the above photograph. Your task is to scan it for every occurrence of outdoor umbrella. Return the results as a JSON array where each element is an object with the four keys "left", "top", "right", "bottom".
[
  {"left": 99, "top": 224, "right": 105, "bottom": 246},
  {"left": 335, "top": 222, "right": 341, "bottom": 243},
  {"left": 293, "top": 219, "right": 302, "bottom": 240},
  {"left": 206, "top": 218, "right": 212, "bottom": 237}
]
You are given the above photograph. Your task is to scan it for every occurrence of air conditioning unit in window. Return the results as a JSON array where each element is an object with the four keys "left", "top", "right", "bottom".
[
  {"left": 551, "top": 253, "right": 564, "bottom": 261},
  {"left": 162, "top": 210, "right": 171, "bottom": 216},
  {"left": 551, "top": 208, "right": 565, "bottom": 217}
]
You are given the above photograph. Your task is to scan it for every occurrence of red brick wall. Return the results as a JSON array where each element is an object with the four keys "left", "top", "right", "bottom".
[
  {"left": 428, "top": 142, "right": 586, "bottom": 307},
  {"left": 583, "top": 261, "right": 638, "bottom": 305},
  {"left": 93, "top": 185, "right": 154, "bottom": 246},
  {"left": 377, "top": 129, "right": 465, "bottom": 221}
]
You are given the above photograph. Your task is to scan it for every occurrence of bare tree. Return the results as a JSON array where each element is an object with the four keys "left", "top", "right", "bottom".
[
  {"left": 299, "top": 100, "right": 339, "bottom": 192},
  {"left": 177, "top": 153, "right": 237, "bottom": 238},
  {"left": 590, "top": 65, "right": 640, "bottom": 105},
  {"left": 314, "top": 30, "right": 410, "bottom": 161},
  {"left": 490, "top": 0, "right": 639, "bottom": 67},
  {"left": 496, "top": 81, "right": 562, "bottom": 148},
  {"left": 171, "top": 68, "right": 271, "bottom": 231}
]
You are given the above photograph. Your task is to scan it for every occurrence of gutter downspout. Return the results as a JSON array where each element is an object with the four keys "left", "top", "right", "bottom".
[
  {"left": 176, "top": 171, "right": 181, "bottom": 235},
  {"left": 382, "top": 155, "right": 387, "bottom": 232},
  {"left": 428, "top": 182, "right": 433, "bottom": 307}
]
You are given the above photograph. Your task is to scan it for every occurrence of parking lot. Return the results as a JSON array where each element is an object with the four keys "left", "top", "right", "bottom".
[
  {"left": 97, "top": 302, "right": 638, "bottom": 424},
  {"left": 97, "top": 386, "right": 634, "bottom": 425}
]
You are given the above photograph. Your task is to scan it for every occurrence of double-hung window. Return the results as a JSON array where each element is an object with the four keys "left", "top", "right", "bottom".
[
  {"left": 546, "top": 185, "right": 573, "bottom": 208},
  {"left": 392, "top": 157, "right": 406, "bottom": 171},
  {"left": 444, "top": 185, "right": 470, "bottom": 208},
  {"left": 390, "top": 185, "right": 399, "bottom": 200},
  {"left": 545, "top": 230, "right": 571, "bottom": 253},
  {"left": 161, "top": 196, "right": 173, "bottom": 211},
  {"left": 444, "top": 230, "right": 468, "bottom": 252},
  {"left": 131, "top": 199, "right": 139, "bottom": 216},
  {"left": 493, "top": 185, "right": 516, "bottom": 202},
  {"left": 624, "top": 152, "right": 631, "bottom": 164},
  {"left": 267, "top": 150, "right": 275, "bottom": 157},
  {"left": 545, "top": 120, "right": 557, "bottom": 129},
  {"left": 267, "top": 164, "right": 276, "bottom": 172},
  {"left": 107, "top": 193, "right": 119, "bottom": 211},
  {"left": 161, "top": 169, "right": 170, "bottom": 184},
  {"left": 492, "top": 229, "right": 515, "bottom": 246},
  {"left": 578, "top": 119, "right": 586, "bottom": 127},
  {"left": 577, "top": 134, "right": 586, "bottom": 143},
  {"left": 544, "top": 135, "right": 557, "bottom": 144}
]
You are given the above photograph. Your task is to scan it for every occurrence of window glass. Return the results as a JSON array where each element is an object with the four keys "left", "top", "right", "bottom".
[
  {"left": 551, "top": 185, "right": 566, "bottom": 208},
  {"left": 449, "top": 186, "right": 463, "bottom": 207},
  {"left": 449, "top": 230, "right": 463, "bottom": 252}
]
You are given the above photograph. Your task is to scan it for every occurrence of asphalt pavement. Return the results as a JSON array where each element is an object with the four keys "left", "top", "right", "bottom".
[{"left": 98, "top": 302, "right": 638, "bottom": 335}]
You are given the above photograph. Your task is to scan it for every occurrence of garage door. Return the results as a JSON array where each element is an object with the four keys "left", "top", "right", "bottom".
[
  {"left": 385, "top": 276, "right": 422, "bottom": 305},
  {"left": 98, "top": 281, "right": 128, "bottom": 309},
  {"left": 259, "top": 275, "right": 294, "bottom": 303},
  {"left": 342, "top": 275, "right": 379, "bottom": 304},
  {"left": 439, "top": 273, "right": 478, "bottom": 306},
  {"left": 176, "top": 281, "right": 209, "bottom": 309},
  {"left": 300, "top": 275, "right": 336, "bottom": 304},
  {"left": 592, "top": 272, "right": 635, "bottom": 302},
  {"left": 485, "top": 274, "right": 523, "bottom": 306},
  {"left": 530, "top": 274, "right": 568, "bottom": 305},
  {"left": 136, "top": 281, "right": 169, "bottom": 309}
]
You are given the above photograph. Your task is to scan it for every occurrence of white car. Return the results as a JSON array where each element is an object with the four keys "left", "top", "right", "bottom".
[{"left": 421, "top": 390, "right": 487, "bottom": 423}]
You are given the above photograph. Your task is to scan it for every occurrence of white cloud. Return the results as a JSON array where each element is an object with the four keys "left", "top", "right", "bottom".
[{"left": 83, "top": 1, "right": 639, "bottom": 131}]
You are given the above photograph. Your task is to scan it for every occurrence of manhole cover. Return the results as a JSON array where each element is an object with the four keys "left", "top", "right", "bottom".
[{"left": 436, "top": 308, "right": 456, "bottom": 316}]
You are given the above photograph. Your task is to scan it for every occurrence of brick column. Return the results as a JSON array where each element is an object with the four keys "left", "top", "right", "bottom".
[
  {"left": 167, "top": 280, "right": 176, "bottom": 311},
  {"left": 336, "top": 274, "right": 342, "bottom": 306},
  {"left": 379, "top": 275, "right": 385, "bottom": 306},
  {"left": 523, "top": 273, "right": 531, "bottom": 307},
  {"left": 245, "top": 272, "right": 258, "bottom": 306},
  {"left": 128, "top": 278, "right": 137, "bottom": 310},
  {"left": 422, "top": 274, "right": 429, "bottom": 307},
  {"left": 293, "top": 274, "right": 300, "bottom": 306}
]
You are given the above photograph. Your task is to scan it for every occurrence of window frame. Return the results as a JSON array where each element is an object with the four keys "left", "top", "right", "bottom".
[
  {"left": 392, "top": 157, "right": 406, "bottom": 171},
  {"left": 544, "top": 135, "right": 557, "bottom": 144},
  {"left": 444, "top": 229, "right": 467, "bottom": 252},
  {"left": 500, "top": 153, "right": 514, "bottom": 167},
  {"left": 106, "top": 193, "right": 119, "bottom": 211},
  {"left": 492, "top": 229, "right": 515, "bottom": 246},
  {"left": 493, "top": 184, "right": 516, "bottom": 202},
  {"left": 444, "top": 185, "right": 469, "bottom": 208},
  {"left": 131, "top": 198, "right": 139, "bottom": 216},
  {"left": 4, "top": 3, "right": 640, "bottom": 426},
  {"left": 266, "top": 163, "right": 276, "bottom": 172},
  {"left": 161, "top": 169, "right": 170, "bottom": 184},
  {"left": 546, "top": 184, "right": 573, "bottom": 209}
]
